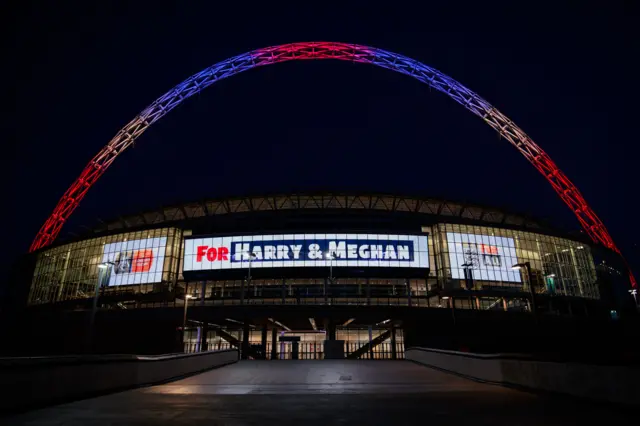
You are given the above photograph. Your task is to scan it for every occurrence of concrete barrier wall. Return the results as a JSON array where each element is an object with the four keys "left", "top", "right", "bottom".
[
  {"left": 0, "top": 349, "right": 238, "bottom": 413},
  {"left": 406, "top": 347, "right": 640, "bottom": 406}
]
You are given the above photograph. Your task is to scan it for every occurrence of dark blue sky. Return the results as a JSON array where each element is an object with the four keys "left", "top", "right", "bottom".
[{"left": 6, "top": 1, "right": 640, "bottom": 275}]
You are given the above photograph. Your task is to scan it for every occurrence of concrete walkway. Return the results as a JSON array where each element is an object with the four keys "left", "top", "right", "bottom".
[{"left": 5, "top": 360, "right": 633, "bottom": 425}]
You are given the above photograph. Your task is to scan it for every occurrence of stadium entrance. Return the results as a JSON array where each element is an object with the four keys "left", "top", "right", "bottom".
[{"left": 183, "top": 322, "right": 405, "bottom": 360}]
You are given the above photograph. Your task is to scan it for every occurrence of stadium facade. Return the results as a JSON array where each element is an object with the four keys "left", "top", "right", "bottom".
[{"left": 17, "top": 192, "right": 632, "bottom": 359}]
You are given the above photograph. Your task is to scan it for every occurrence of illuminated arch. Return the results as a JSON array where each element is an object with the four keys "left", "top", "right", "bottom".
[{"left": 30, "top": 42, "right": 635, "bottom": 286}]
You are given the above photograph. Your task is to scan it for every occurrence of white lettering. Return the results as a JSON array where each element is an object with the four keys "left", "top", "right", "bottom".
[
  {"left": 235, "top": 243, "right": 250, "bottom": 260},
  {"left": 308, "top": 243, "right": 322, "bottom": 260},
  {"left": 384, "top": 245, "right": 397, "bottom": 260},
  {"left": 347, "top": 244, "right": 358, "bottom": 259},
  {"left": 252, "top": 246, "right": 263, "bottom": 260},
  {"left": 397, "top": 245, "right": 410, "bottom": 260},
  {"left": 358, "top": 245, "right": 370, "bottom": 259},
  {"left": 370, "top": 245, "right": 383, "bottom": 260},
  {"left": 277, "top": 245, "right": 290, "bottom": 259},
  {"left": 290, "top": 244, "right": 302, "bottom": 260},
  {"left": 328, "top": 241, "right": 346, "bottom": 259},
  {"left": 264, "top": 245, "right": 276, "bottom": 260}
]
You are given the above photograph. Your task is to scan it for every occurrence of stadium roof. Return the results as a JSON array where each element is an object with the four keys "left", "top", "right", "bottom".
[{"left": 81, "top": 192, "right": 554, "bottom": 236}]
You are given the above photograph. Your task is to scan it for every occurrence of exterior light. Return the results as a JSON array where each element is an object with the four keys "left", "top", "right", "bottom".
[
  {"left": 185, "top": 294, "right": 194, "bottom": 299},
  {"left": 441, "top": 296, "right": 450, "bottom": 300},
  {"left": 343, "top": 318, "right": 355, "bottom": 326},
  {"left": 309, "top": 318, "right": 317, "bottom": 330},
  {"left": 511, "top": 264, "right": 524, "bottom": 271},
  {"left": 562, "top": 249, "right": 569, "bottom": 253},
  {"left": 577, "top": 246, "right": 584, "bottom": 250}
]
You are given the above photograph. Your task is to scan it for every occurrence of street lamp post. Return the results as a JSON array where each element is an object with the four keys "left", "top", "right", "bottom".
[
  {"left": 241, "top": 252, "right": 257, "bottom": 305},
  {"left": 182, "top": 294, "right": 194, "bottom": 352},
  {"left": 512, "top": 261, "right": 537, "bottom": 316},
  {"left": 86, "top": 261, "right": 113, "bottom": 353},
  {"left": 183, "top": 294, "right": 194, "bottom": 329},
  {"left": 325, "top": 251, "right": 335, "bottom": 284},
  {"left": 325, "top": 251, "right": 335, "bottom": 304}
]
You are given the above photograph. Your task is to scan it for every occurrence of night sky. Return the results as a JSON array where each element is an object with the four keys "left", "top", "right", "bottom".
[{"left": 5, "top": 2, "right": 640, "bottom": 277}]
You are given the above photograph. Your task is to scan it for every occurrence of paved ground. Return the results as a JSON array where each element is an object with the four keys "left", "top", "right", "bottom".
[{"left": 6, "top": 360, "right": 633, "bottom": 425}]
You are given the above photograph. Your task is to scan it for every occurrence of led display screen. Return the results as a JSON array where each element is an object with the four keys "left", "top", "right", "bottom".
[
  {"left": 101, "top": 237, "right": 167, "bottom": 286},
  {"left": 183, "top": 233, "right": 429, "bottom": 271},
  {"left": 446, "top": 232, "right": 521, "bottom": 283}
]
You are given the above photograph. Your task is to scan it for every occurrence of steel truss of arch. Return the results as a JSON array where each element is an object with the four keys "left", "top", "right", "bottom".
[{"left": 29, "top": 42, "right": 635, "bottom": 286}]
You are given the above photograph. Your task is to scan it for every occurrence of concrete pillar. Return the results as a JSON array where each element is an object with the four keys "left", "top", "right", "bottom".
[
  {"left": 324, "top": 319, "right": 336, "bottom": 340},
  {"left": 271, "top": 327, "right": 278, "bottom": 360},
  {"left": 200, "top": 322, "right": 208, "bottom": 352},
  {"left": 261, "top": 325, "right": 268, "bottom": 360},
  {"left": 241, "top": 323, "right": 250, "bottom": 360},
  {"left": 390, "top": 327, "right": 397, "bottom": 360}
]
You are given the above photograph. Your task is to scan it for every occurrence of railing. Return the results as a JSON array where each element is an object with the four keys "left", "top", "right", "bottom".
[{"left": 138, "top": 295, "right": 437, "bottom": 309}]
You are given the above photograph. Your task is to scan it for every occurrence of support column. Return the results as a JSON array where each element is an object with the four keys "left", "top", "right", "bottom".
[
  {"left": 390, "top": 326, "right": 397, "bottom": 360},
  {"left": 241, "top": 323, "right": 250, "bottom": 360},
  {"left": 368, "top": 325, "right": 374, "bottom": 359},
  {"left": 323, "top": 319, "right": 336, "bottom": 340},
  {"left": 323, "top": 319, "right": 343, "bottom": 359},
  {"left": 271, "top": 327, "right": 278, "bottom": 360},
  {"left": 261, "top": 325, "right": 268, "bottom": 360},
  {"left": 201, "top": 280, "right": 206, "bottom": 306},
  {"left": 200, "top": 322, "right": 208, "bottom": 352},
  {"left": 406, "top": 278, "right": 412, "bottom": 307},
  {"left": 502, "top": 298, "right": 508, "bottom": 312}
]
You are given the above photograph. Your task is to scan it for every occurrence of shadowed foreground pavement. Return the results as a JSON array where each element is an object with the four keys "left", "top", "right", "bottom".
[{"left": 6, "top": 360, "right": 633, "bottom": 425}]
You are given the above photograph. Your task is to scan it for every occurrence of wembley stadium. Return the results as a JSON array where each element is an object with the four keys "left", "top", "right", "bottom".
[
  {"left": 10, "top": 192, "right": 631, "bottom": 360},
  {"left": 4, "top": 43, "right": 637, "bottom": 360}
]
